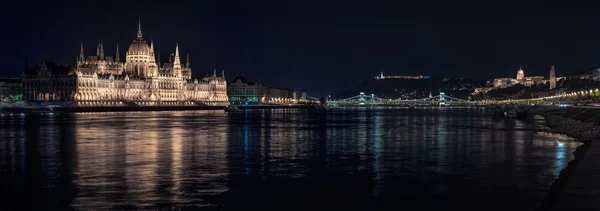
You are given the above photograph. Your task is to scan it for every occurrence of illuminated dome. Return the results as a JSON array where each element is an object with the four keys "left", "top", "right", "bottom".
[
  {"left": 517, "top": 67, "right": 524, "bottom": 80},
  {"left": 127, "top": 40, "right": 150, "bottom": 55},
  {"left": 127, "top": 20, "right": 150, "bottom": 55}
]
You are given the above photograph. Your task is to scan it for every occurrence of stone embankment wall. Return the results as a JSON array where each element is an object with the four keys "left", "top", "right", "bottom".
[{"left": 539, "top": 113, "right": 599, "bottom": 142}]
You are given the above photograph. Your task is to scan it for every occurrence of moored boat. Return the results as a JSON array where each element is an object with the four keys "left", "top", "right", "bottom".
[
  {"left": 224, "top": 105, "right": 239, "bottom": 112},
  {"left": 504, "top": 108, "right": 517, "bottom": 119}
]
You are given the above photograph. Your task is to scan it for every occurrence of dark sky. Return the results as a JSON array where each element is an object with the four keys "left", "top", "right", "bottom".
[{"left": 2, "top": 1, "right": 600, "bottom": 96}]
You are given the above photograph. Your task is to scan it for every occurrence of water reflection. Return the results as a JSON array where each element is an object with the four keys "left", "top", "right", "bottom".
[{"left": 0, "top": 109, "right": 582, "bottom": 210}]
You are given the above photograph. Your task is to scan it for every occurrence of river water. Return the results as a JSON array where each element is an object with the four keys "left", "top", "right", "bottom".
[{"left": 0, "top": 108, "right": 581, "bottom": 210}]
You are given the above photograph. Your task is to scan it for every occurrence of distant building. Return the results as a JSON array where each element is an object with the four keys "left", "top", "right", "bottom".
[
  {"left": 492, "top": 67, "right": 546, "bottom": 88},
  {"left": 0, "top": 77, "right": 21, "bottom": 101},
  {"left": 493, "top": 78, "right": 518, "bottom": 88},
  {"left": 549, "top": 65, "right": 556, "bottom": 89},
  {"left": 376, "top": 72, "right": 428, "bottom": 80},
  {"left": 472, "top": 87, "right": 493, "bottom": 95},
  {"left": 266, "top": 87, "right": 296, "bottom": 103},
  {"left": 227, "top": 74, "right": 267, "bottom": 103}
]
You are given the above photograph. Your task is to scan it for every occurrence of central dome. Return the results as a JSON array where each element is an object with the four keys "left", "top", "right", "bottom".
[{"left": 128, "top": 40, "right": 150, "bottom": 55}]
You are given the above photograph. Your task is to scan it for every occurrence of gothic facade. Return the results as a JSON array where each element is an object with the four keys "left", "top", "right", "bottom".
[{"left": 21, "top": 21, "right": 228, "bottom": 106}]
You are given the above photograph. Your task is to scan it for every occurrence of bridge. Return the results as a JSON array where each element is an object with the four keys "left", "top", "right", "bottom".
[{"left": 327, "top": 92, "right": 474, "bottom": 107}]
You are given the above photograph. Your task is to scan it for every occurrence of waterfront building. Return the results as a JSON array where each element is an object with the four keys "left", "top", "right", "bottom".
[
  {"left": 266, "top": 87, "right": 296, "bottom": 103},
  {"left": 0, "top": 77, "right": 21, "bottom": 101},
  {"left": 227, "top": 74, "right": 267, "bottom": 103},
  {"left": 21, "top": 21, "right": 228, "bottom": 106}
]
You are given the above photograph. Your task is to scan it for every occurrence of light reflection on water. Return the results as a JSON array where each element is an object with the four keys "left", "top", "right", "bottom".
[{"left": 0, "top": 109, "right": 581, "bottom": 210}]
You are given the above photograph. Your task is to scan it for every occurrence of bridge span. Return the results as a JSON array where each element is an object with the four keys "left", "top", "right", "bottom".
[{"left": 327, "top": 92, "right": 476, "bottom": 107}]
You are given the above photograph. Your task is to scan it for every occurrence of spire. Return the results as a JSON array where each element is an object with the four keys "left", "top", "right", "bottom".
[
  {"left": 150, "top": 40, "right": 155, "bottom": 55},
  {"left": 137, "top": 18, "right": 143, "bottom": 39},
  {"left": 221, "top": 69, "right": 225, "bottom": 80},
  {"left": 186, "top": 53, "right": 190, "bottom": 68},
  {"left": 115, "top": 43, "right": 120, "bottom": 63},
  {"left": 174, "top": 43, "right": 180, "bottom": 59},
  {"left": 96, "top": 43, "right": 100, "bottom": 56},
  {"left": 173, "top": 43, "right": 182, "bottom": 76},
  {"left": 99, "top": 41, "right": 105, "bottom": 60},
  {"left": 79, "top": 42, "right": 85, "bottom": 63},
  {"left": 158, "top": 53, "right": 161, "bottom": 68},
  {"left": 213, "top": 68, "right": 217, "bottom": 77}
]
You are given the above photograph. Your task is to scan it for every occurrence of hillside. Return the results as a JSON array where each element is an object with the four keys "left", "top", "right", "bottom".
[{"left": 334, "top": 77, "right": 484, "bottom": 100}]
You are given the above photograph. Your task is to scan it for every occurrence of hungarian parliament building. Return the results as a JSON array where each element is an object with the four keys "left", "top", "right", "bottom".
[{"left": 21, "top": 21, "right": 228, "bottom": 106}]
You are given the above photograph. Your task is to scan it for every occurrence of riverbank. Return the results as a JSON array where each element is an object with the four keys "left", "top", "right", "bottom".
[
  {"left": 0, "top": 104, "right": 317, "bottom": 113},
  {"left": 536, "top": 108, "right": 600, "bottom": 210}
]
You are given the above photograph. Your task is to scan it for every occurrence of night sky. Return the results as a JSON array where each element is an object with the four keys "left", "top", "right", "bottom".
[{"left": 3, "top": 1, "right": 600, "bottom": 96}]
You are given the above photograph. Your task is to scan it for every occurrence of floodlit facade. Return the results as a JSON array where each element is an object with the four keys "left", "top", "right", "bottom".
[
  {"left": 227, "top": 74, "right": 267, "bottom": 103},
  {"left": 21, "top": 21, "right": 228, "bottom": 106},
  {"left": 493, "top": 67, "right": 546, "bottom": 88},
  {"left": 0, "top": 77, "right": 21, "bottom": 101}
]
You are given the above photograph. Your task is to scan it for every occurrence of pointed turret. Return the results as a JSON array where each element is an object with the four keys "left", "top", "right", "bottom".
[
  {"left": 137, "top": 18, "right": 143, "bottom": 40},
  {"left": 221, "top": 69, "right": 225, "bottom": 80},
  {"left": 79, "top": 42, "right": 85, "bottom": 63},
  {"left": 148, "top": 40, "right": 157, "bottom": 69},
  {"left": 158, "top": 53, "right": 161, "bottom": 68},
  {"left": 115, "top": 43, "right": 120, "bottom": 63},
  {"left": 98, "top": 41, "right": 105, "bottom": 60},
  {"left": 186, "top": 53, "right": 190, "bottom": 68},
  {"left": 213, "top": 68, "right": 217, "bottom": 77},
  {"left": 172, "top": 43, "right": 182, "bottom": 77},
  {"left": 150, "top": 40, "right": 155, "bottom": 55}
]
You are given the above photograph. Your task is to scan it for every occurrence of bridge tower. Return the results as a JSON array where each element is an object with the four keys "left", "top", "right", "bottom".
[
  {"left": 359, "top": 92, "right": 366, "bottom": 105},
  {"left": 439, "top": 92, "right": 446, "bottom": 106}
]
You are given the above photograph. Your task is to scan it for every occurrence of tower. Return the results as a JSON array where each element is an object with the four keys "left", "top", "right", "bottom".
[
  {"left": 550, "top": 65, "right": 556, "bottom": 89},
  {"left": 157, "top": 53, "right": 161, "bottom": 68},
  {"left": 172, "top": 43, "right": 182, "bottom": 77},
  {"left": 115, "top": 43, "right": 120, "bottom": 63},
  {"left": 222, "top": 69, "right": 225, "bottom": 80},
  {"left": 99, "top": 41, "right": 105, "bottom": 60},
  {"left": 186, "top": 53, "right": 190, "bottom": 68},
  {"left": 137, "top": 18, "right": 143, "bottom": 40},
  {"left": 124, "top": 19, "right": 151, "bottom": 76},
  {"left": 79, "top": 42, "right": 85, "bottom": 64},
  {"left": 517, "top": 66, "right": 524, "bottom": 80},
  {"left": 147, "top": 40, "right": 158, "bottom": 77}
]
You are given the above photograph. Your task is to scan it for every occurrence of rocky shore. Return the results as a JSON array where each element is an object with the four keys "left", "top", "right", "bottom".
[
  {"left": 540, "top": 114, "right": 600, "bottom": 142},
  {"left": 536, "top": 110, "right": 599, "bottom": 210}
]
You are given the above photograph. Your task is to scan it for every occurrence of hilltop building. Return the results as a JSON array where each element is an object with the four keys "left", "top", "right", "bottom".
[
  {"left": 376, "top": 72, "right": 429, "bottom": 80},
  {"left": 493, "top": 67, "right": 546, "bottom": 88}
]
